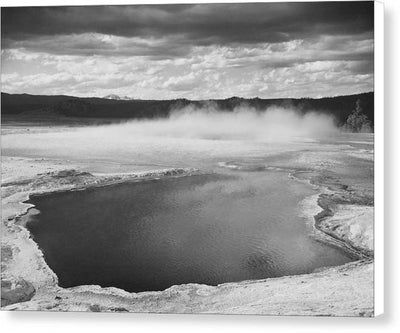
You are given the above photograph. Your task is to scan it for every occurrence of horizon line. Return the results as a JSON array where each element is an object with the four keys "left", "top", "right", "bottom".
[{"left": 1, "top": 90, "right": 374, "bottom": 102}]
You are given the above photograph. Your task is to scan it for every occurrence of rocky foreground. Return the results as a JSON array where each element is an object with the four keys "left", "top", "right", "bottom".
[{"left": 1, "top": 156, "right": 374, "bottom": 316}]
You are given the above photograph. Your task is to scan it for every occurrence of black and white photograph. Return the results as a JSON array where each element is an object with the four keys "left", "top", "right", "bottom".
[{"left": 1, "top": 1, "right": 379, "bottom": 317}]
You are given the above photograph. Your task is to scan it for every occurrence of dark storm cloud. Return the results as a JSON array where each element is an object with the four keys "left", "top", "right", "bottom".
[
  {"left": 2, "top": 2, "right": 374, "bottom": 51},
  {"left": 1, "top": 2, "right": 374, "bottom": 98}
]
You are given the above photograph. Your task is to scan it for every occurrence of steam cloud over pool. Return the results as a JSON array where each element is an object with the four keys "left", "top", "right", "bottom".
[
  {"left": 86, "top": 106, "right": 339, "bottom": 141},
  {"left": 2, "top": 106, "right": 340, "bottom": 173}
]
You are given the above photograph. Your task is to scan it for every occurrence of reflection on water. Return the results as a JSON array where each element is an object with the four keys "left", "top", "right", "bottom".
[{"left": 26, "top": 171, "right": 352, "bottom": 292}]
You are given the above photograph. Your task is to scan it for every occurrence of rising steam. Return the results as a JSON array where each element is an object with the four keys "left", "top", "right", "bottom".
[
  {"left": 2, "top": 105, "right": 340, "bottom": 172},
  {"left": 94, "top": 105, "right": 338, "bottom": 142}
]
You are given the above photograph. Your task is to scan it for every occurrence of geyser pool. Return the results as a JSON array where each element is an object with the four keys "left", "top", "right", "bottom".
[{"left": 25, "top": 170, "right": 353, "bottom": 293}]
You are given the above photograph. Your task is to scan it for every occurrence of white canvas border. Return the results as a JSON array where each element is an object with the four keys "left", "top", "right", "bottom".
[{"left": 374, "top": 0, "right": 384, "bottom": 317}]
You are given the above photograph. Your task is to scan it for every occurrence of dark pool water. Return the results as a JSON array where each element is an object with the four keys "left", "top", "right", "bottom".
[{"left": 25, "top": 172, "right": 352, "bottom": 292}]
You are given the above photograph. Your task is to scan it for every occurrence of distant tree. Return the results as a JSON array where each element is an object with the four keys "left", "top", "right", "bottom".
[{"left": 343, "top": 99, "right": 372, "bottom": 133}]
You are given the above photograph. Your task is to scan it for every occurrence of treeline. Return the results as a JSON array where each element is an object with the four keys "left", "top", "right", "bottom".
[{"left": 1, "top": 92, "right": 374, "bottom": 128}]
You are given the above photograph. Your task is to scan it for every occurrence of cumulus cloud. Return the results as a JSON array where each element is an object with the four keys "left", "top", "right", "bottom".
[
  {"left": 162, "top": 72, "right": 199, "bottom": 91},
  {"left": 1, "top": 2, "right": 374, "bottom": 98}
]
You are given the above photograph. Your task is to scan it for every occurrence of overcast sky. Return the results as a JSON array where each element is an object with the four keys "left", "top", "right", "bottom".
[{"left": 1, "top": 2, "right": 374, "bottom": 99}]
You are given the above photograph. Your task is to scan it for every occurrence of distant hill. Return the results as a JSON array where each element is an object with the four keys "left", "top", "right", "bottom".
[{"left": 1, "top": 92, "right": 374, "bottom": 128}]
